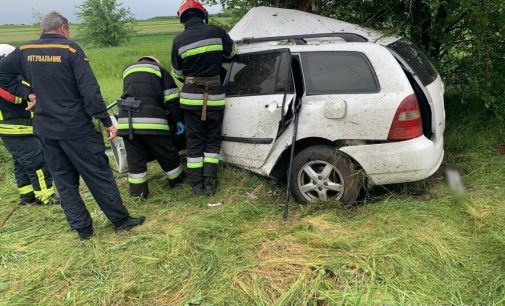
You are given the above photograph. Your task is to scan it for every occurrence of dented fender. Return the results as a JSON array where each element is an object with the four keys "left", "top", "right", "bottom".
[{"left": 339, "top": 135, "right": 444, "bottom": 185}]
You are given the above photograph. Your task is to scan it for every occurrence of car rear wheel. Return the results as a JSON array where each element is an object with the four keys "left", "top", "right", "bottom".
[{"left": 290, "top": 145, "right": 363, "bottom": 206}]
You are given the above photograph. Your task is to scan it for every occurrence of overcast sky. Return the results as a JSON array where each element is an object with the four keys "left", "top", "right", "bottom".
[{"left": 0, "top": 1, "right": 223, "bottom": 25}]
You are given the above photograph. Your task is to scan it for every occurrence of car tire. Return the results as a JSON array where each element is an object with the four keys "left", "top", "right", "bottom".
[{"left": 290, "top": 145, "right": 363, "bottom": 206}]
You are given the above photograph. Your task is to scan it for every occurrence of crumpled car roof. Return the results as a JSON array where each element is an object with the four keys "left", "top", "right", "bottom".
[{"left": 229, "top": 6, "right": 387, "bottom": 43}]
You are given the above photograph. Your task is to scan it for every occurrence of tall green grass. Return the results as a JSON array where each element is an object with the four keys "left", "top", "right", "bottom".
[
  {"left": 0, "top": 35, "right": 504, "bottom": 305},
  {"left": 86, "top": 34, "right": 177, "bottom": 103}
]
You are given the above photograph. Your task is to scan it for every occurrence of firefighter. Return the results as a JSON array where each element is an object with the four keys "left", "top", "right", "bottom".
[
  {"left": 0, "top": 44, "right": 57, "bottom": 205},
  {"left": 0, "top": 12, "right": 145, "bottom": 240},
  {"left": 117, "top": 56, "right": 185, "bottom": 198},
  {"left": 171, "top": 0, "right": 236, "bottom": 196}
]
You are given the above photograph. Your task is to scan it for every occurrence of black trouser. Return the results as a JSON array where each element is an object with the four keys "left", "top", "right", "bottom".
[
  {"left": 184, "top": 110, "right": 223, "bottom": 184},
  {"left": 38, "top": 132, "right": 129, "bottom": 230},
  {"left": 123, "top": 134, "right": 182, "bottom": 197},
  {"left": 1, "top": 135, "right": 54, "bottom": 203}
]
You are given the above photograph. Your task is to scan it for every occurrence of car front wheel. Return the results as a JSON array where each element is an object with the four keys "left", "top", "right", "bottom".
[{"left": 290, "top": 145, "right": 363, "bottom": 206}]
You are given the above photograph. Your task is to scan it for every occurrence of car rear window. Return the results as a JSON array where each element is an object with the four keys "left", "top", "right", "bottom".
[
  {"left": 388, "top": 38, "right": 438, "bottom": 86},
  {"left": 301, "top": 52, "right": 380, "bottom": 95},
  {"left": 226, "top": 51, "right": 294, "bottom": 97}
]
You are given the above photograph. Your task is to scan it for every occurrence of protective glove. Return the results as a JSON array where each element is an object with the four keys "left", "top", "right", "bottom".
[{"left": 176, "top": 122, "right": 185, "bottom": 135}]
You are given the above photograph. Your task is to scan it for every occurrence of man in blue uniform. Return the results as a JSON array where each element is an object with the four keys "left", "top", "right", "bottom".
[
  {"left": 0, "top": 12, "right": 145, "bottom": 240},
  {"left": 171, "top": 0, "right": 236, "bottom": 196},
  {"left": 0, "top": 44, "right": 56, "bottom": 205}
]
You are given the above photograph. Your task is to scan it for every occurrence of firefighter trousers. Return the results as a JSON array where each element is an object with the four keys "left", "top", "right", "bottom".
[
  {"left": 184, "top": 110, "right": 223, "bottom": 184},
  {"left": 1, "top": 135, "right": 54, "bottom": 204},
  {"left": 123, "top": 134, "right": 182, "bottom": 197},
  {"left": 38, "top": 132, "right": 130, "bottom": 230}
]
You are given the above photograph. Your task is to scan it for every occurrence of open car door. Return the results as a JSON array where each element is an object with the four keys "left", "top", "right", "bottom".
[
  {"left": 387, "top": 39, "right": 445, "bottom": 141},
  {"left": 221, "top": 49, "right": 294, "bottom": 169}
]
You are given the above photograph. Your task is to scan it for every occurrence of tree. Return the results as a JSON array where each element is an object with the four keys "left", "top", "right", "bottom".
[
  {"left": 31, "top": 8, "right": 43, "bottom": 25},
  {"left": 206, "top": 0, "right": 505, "bottom": 115},
  {"left": 76, "top": 0, "right": 135, "bottom": 47}
]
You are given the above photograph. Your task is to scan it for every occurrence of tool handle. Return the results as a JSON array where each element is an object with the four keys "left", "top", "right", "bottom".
[
  {"left": 201, "top": 84, "right": 209, "bottom": 121},
  {"left": 128, "top": 110, "right": 133, "bottom": 141}
]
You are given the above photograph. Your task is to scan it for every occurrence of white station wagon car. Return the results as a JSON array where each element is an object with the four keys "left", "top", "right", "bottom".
[
  {"left": 218, "top": 7, "right": 445, "bottom": 204},
  {"left": 110, "top": 7, "right": 445, "bottom": 205}
]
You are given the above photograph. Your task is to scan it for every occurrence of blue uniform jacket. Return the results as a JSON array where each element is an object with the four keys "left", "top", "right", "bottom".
[{"left": 0, "top": 33, "right": 112, "bottom": 139}]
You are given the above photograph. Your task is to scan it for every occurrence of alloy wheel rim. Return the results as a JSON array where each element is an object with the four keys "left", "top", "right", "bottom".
[{"left": 297, "top": 160, "right": 344, "bottom": 201}]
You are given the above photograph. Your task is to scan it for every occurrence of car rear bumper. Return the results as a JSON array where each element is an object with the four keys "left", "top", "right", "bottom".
[{"left": 339, "top": 135, "right": 444, "bottom": 185}]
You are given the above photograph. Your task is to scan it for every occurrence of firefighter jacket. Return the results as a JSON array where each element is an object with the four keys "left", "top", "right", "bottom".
[
  {"left": 0, "top": 34, "right": 112, "bottom": 139},
  {"left": 171, "top": 17, "right": 236, "bottom": 111},
  {"left": 117, "top": 60, "right": 181, "bottom": 136},
  {"left": 0, "top": 75, "right": 33, "bottom": 136}
]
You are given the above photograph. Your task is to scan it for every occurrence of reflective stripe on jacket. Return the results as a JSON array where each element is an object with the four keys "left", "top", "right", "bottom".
[
  {"left": 171, "top": 17, "right": 235, "bottom": 112},
  {"left": 0, "top": 123, "right": 33, "bottom": 136},
  {"left": 117, "top": 60, "right": 181, "bottom": 136}
]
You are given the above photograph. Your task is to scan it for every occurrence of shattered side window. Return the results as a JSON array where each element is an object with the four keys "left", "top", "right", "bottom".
[
  {"left": 302, "top": 51, "right": 380, "bottom": 95},
  {"left": 226, "top": 52, "right": 293, "bottom": 96},
  {"left": 276, "top": 51, "right": 294, "bottom": 93}
]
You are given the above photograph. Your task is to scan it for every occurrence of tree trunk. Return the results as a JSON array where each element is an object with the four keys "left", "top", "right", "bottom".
[{"left": 411, "top": 0, "right": 433, "bottom": 55}]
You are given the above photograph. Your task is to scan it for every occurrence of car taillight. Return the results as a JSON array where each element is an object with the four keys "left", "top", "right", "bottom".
[{"left": 387, "top": 94, "right": 423, "bottom": 141}]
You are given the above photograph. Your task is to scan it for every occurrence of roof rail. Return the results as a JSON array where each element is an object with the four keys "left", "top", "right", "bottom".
[{"left": 236, "top": 32, "right": 369, "bottom": 44}]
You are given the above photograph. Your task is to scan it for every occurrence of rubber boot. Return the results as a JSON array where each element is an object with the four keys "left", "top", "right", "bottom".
[
  {"left": 169, "top": 172, "right": 185, "bottom": 188},
  {"left": 204, "top": 177, "right": 217, "bottom": 196},
  {"left": 130, "top": 182, "right": 149, "bottom": 199},
  {"left": 192, "top": 181, "right": 205, "bottom": 196}
]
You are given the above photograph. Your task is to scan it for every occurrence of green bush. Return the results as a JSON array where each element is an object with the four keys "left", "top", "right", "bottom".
[{"left": 76, "top": 0, "right": 135, "bottom": 47}]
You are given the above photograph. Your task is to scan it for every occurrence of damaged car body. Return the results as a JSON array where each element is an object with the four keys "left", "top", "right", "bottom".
[
  {"left": 105, "top": 7, "right": 445, "bottom": 205},
  {"left": 219, "top": 7, "right": 445, "bottom": 204}
]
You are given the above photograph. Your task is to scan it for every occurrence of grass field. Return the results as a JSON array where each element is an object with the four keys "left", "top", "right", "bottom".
[
  {"left": 0, "top": 19, "right": 184, "bottom": 45},
  {"left": 1, "top": 30, "right": 505, "bottom": 305}
]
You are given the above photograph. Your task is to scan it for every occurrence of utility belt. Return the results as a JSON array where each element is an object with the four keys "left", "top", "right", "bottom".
[
  {"left": 184, "top": 75, "right": 221, "bottom": 121},
  {"left": 184, "top": 75, "right": 221, "bottom": 85},
  {"left": 118, "top": 97, "right": 142, "bottom": 141}
]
